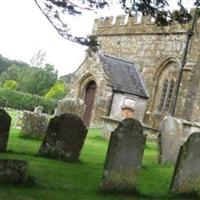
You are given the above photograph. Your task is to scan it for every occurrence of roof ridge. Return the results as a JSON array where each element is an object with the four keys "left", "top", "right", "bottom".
[{"left": 103, "top": 54, "right": 137, "bottom": 65}]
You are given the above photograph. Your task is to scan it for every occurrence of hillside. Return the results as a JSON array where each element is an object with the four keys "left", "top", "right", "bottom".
[{"left": 0, "top": 54, "right": 30, "bottom": 74}]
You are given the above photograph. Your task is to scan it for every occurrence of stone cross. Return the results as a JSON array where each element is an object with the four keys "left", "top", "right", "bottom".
[
  {"left": 170, "top": 132, "right": 200, "bottom": 194},
  {"left": 39, "top": 113, "right": 88, "bottom": 162},
  {"left": 101, "top": 118, "right": 146, "bottom": 193},
  {"left": 158, "top": 116, "right": 182, "bottom": 165},
  {"left": 0, "top": 109, "right": 11, "bottom": 151}
]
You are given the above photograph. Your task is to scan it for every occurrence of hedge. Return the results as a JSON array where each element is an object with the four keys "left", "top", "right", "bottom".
[{"left": 0, "top": 88, "right": 57, "bottom": 114}]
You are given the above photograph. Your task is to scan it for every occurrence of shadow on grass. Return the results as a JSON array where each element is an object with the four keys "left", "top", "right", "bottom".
[
  {"left": 97, "top": 189, "right": 200, "bottom": 200},
  {"left": 0, "top": 175, "right": 37, "bottom": 188},
  {"left": 7, "top": 149, "right": 37, "bottom": 157}
]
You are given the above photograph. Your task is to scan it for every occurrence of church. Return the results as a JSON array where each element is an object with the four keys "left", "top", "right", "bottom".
[{"left": 69, "top": 12, "right": 200, "bottom": 135}]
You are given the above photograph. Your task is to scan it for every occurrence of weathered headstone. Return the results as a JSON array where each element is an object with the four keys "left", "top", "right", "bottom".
[
  {"left": 170, "top": 132, "right": 200, "bottom": 194},
  {"left": 56, "top": 97, "right": 85, "bottom": 118},
  {"left": 158, "top": 116, "right": 182, "bottom": 165},
  {"left": 101, "top": 118, "right": 146, "bottom": 193},
  {"left": 21, "top": 111, "right": 49, "bottom": 139},
  {"left": 34, "top": 106, "right": 44, "bottom": 115},
  {"left": 0, "top": 159, "right": 29, "bottom": 185},
  {"left": 0, "top": 109, "right": 11, "bottom": 151},
  {"left": 39, "top": 113, "right": 88, "bottom": 162},
  {"left": 34, "top": 106, "right": 43, "bottom": 115}
]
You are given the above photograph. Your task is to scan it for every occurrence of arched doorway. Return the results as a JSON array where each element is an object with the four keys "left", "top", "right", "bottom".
[{"left": 83, "top": 81, "right": 97, "bottom": 127}]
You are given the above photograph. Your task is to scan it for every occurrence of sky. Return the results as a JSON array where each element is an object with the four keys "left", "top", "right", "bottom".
[
  {"left": 0, "top": 0, "right": 195, "bottom": 77},
  {"left": 0, "top": 0, "right": 92, "bottom": 76}
]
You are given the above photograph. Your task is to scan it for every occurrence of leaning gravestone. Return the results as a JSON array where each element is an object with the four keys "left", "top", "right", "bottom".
[
  {"left": 0, "top": 109, "right": 11, "bottom": 151},
  {"left": 101, "top": 118, "right": 146, "bottom": 193},
  {"left": 170, "top": 132, "right": 200, "bottom": 194},
  {"left": 39, "top": 113, "right": 88, "bottom": 162},
  {"left": 158, "top": 116, "right": 182, "bottom": 165},
  {"left": 0, "top": 159, "right": 29, "bottom": 185}
]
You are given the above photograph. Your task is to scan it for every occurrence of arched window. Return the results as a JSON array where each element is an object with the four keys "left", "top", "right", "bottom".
[
  {"left": 158, "top": 68, "right": 177, "bottom": 114},
  {"left": 151, "top": 60, "right": 178, "bottom": 115}
]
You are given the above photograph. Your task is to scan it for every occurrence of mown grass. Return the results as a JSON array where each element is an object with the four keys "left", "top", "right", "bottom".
[{"left": 0, "top": 109, "right": 198, "bottom": 199}]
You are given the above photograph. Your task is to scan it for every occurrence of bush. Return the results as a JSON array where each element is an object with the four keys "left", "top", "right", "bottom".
[
  {"left": 3, "top": 80, "right": 18, "bottom": 90},
  {"left": 0, "top": 88, "right": 57, "bottom": 114},
  {"left": 45, "top": 80, "right": 67, "bottom": 101}
]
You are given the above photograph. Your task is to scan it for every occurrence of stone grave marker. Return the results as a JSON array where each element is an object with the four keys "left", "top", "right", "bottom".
[
  {"left": 0, "top": 109, "right": 11, "bottom": 151},
  {"left": 158, "top": 116, "right": 182, "bottom": 165},
  {"left": 56, "top": 97, "right": 85, "bottom": 118},
  {"left": 21, "top": 110, "right": 49, "bottom": 139},
  {"left": 0, "top": 159, "right": 29, "bottom": 185},
  {"left": 101, "top": 118, "right": 146, "bottom": 193},
  {"left": 34, "top": 106, "right": 43, "bottom": 115},
  {"left": 39, "top": 113, "right": 88, "bottom": 162},
  {"left": 170, "top": 132, "right": 200, "bottom": 194}
]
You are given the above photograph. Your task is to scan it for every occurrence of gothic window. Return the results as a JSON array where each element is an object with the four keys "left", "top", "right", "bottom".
[{"left": 158, "top": 70, "right": 177, "bottom": 114}]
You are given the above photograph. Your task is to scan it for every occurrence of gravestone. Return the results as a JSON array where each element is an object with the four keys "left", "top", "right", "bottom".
[
  {"left": 39, "top": 113, "right": 88, "bottom": 162},
  {"left": 158, "top": 116, "right": 182, "bottom": 165},
  {"left": 21, "top": 111, "right": 49, "bottom": 139},
  {"left": 170, "top": 132, "right": 200, "bottom": 194},
  {"left": 101, "top": 118, "right": 146, "bottom": 193},
  {"left": 0, "top": 159, "right": 29, "bottom": 185},
  {"left": 0, "top": 109, "right": 11, "bottom": 151},
  {"left": 56, "top": 97, "right": 85, "bottom": 118},
  {"left": 34, "top": 106, "right": 43, "bottom": 115}
]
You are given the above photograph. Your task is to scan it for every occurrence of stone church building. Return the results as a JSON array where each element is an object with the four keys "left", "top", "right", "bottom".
[{"left": 69, "top": 11, "right": 200, "bottom": 133}]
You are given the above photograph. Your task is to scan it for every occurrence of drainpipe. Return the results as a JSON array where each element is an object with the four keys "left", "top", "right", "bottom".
[
  {"left": 171, "top": 7, "right": 199, "bottom": 116},
  {"left": 107, "top": 91, "right": 114, "bottom": 116}
]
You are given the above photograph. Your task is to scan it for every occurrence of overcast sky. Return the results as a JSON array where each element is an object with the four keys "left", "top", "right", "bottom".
[
  {"left": 0, "top": 0, "right": 195, "bottom": 77},
  {"left": 0, "top": 0, "right": 92, "bottom": 76}
]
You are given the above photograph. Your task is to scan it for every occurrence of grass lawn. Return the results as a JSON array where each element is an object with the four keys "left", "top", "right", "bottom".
[{"left": 0, "top": 110, "right": 198, "bottom": 199}]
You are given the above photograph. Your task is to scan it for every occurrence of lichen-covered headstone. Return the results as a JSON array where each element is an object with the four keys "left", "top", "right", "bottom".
[
  {"left": 158, "top": 116, "right": 182, "bottom": 165},
  {"left": 21, "top": 111, "right": 49, "bottom": 139},
  {"left": 101, "top": 118, "right": 146, "bottom": 193},
  {"left": 0, "top": 109, "right": 11, "bottom": 151},
  {"left": 56, "top": 97, "right": 85, "bottom": 118},
  {"left": 0, "top": 159, "right": 29, "bottom": 185},
  {"left": 170, "top": 132, "right": 200, "bottom": 194},
  {"left": 39, "top": 113, "right": 88, "bottom": 162}
]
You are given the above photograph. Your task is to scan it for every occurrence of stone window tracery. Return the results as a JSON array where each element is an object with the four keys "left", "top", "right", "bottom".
[{"left": 158, "top": 67, "right": 177, "bottom": 114}]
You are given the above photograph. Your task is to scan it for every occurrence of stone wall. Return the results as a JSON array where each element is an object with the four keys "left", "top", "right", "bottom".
[{"left": 92, "top": 12, "right": 200, "bottom": 127}]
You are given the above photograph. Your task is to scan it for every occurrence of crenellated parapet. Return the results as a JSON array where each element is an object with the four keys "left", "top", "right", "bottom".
[{"left": 92, "top": 10, "right": 198, "bottom": 36}]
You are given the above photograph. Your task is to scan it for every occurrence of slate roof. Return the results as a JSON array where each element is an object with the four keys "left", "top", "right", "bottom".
[{"left": 100, "top": 55, "right": 149, "bottom": 99}]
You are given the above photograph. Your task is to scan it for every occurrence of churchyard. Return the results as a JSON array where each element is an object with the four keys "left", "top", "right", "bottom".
[{"left": 0, "top": 108, "right": 199, "bottom": 200}]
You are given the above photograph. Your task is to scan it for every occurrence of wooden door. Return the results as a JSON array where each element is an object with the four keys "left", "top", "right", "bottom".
[{"left": 83, "top": 81, "right": 97, "bottom": 127}]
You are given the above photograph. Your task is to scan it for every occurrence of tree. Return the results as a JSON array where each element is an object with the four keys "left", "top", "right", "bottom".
[
  {"left": 45, "top": 80, "right": 68, "bottom": 101},
  {"left": 0, "top": 63, "right": 58, "bottom": 96},
  {"left": 0, "top": 54, "right": 29, "bottom": 74},
  {"left": 0, "top": 65, "right": 26, "bottom": 87},
  {"left": 34, "top": 0, "right": 200, "bottom": 46},
  {"left": 3, "top": 80, "right": 18, "bottom": 90},
  {"left": 22, "top": 64, "right": 58, "bottom": 96},
  {"left": 30, "top": 49, "right": 46, "bottom": 67}
]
